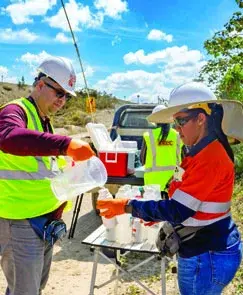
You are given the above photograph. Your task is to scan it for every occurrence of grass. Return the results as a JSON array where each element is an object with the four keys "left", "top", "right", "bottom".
[{"left": 227, "top": 176, "right": 243, "bottom": 294}]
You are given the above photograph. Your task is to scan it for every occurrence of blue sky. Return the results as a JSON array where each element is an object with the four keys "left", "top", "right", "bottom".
[{"left": 0, "top": 0, "right": 239, "bottom": 103}]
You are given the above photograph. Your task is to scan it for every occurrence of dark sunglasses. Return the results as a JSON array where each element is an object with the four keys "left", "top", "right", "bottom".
[
  {"left": 174, "top": 113, "right": 198, "bottom": 127},
  {"left": 44, "top": 82, "right": 71, "bottom": 100}
]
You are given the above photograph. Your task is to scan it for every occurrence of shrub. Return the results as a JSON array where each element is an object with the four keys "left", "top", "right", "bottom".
[
  {"left": 3, "top": 85, "right": 12, "bottom": 91},
  {"left": 233, "top": 143, "right": 243, "bottom": 176}
]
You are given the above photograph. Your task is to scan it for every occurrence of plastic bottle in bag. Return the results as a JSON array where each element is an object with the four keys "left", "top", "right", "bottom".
[
  {"left": 143, "top": 185, "right": 161, "bottom": 244},
  {"left": 132, "top": 218, "right": 143, "bottom": 243},
  {"left": 98, "top": 188, "right": 117, "bottom": 241}
]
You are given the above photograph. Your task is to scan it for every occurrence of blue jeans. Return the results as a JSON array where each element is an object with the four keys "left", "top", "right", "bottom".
[{"left": 178, "top": 243, "right": 242, "bottom": 295}]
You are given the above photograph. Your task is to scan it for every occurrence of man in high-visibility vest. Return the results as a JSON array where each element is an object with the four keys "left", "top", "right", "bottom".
[
  {"left": 0, "top": 56, "right": 95, "bottom": 295},
  {"left": 141, "top": 105, "right": 181, "bottom": 192}
]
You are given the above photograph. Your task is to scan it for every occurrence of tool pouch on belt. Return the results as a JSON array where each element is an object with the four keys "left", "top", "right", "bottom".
[
  {"left": 156, "top": 221, "right": 203, "bottom": 257},
  {"left": 28, "top": 215, "right": 67, "bottom": 246}
]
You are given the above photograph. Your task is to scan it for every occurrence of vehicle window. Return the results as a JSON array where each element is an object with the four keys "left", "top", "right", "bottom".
[{"left": 120, "top": 111, "right": 155, "bottom": 128}]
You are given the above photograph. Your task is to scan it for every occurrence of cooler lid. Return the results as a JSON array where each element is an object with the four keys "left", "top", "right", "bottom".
[{"left": 86, "top": 123, "right": 113, "bottom": 151}]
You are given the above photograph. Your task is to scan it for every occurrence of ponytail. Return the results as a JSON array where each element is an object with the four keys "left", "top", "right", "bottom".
[
  {"left": 157, "top": 123, "right": 171, "bottom": 145},
  {"left": 208, "top": 103, "right": 234, "bottom": 163}
]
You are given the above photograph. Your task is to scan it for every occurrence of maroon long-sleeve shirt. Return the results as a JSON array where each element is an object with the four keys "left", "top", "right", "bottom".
[{"left": 0, "top": 97, "right": 71, "bottom": 156}]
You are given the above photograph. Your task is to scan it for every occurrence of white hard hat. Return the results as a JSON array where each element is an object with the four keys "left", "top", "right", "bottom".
[
  {"left": 147, "top": 81, "right": 243, "bottom": 142},
  {"left": 37, "top": 56, "right": 76, "bottom": 96},
  {"left": 168, "top": 82, "right": 216, "bottom": 107},
  {"left": 152, "top": 104, "right": 167, "bottom": 114}
]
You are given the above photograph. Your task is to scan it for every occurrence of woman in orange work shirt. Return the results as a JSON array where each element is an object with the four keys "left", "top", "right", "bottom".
[{"left": 97, "top": 82, "right": 243, "bottom": 295}]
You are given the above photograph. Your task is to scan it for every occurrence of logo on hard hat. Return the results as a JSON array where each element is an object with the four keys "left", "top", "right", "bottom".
[{"left": 68, "top": 74, "right": 76, "bottom": 87}]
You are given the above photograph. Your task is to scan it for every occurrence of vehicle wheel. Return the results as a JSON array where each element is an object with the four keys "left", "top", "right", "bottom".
[{"left": 92, "top": 192, "right": 100, "bottom": 215}]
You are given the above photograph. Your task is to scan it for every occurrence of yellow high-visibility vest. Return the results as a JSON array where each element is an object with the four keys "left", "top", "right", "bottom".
[
  {"left": 143, "top": 128, "right": 181, "bottom": 191},
  {"left": 0, "top": 97, "right": 67, "bottom": 219}
]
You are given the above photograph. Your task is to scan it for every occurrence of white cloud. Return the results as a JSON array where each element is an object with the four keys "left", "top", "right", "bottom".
[
  {"left": 75, "top": 65, "right": 94, "bottom": 88},
  {"left": 94, "top": 0, "right": 128, "bottom": 19},
  {"left": 95, "top": 45, "right": 206, "bottom": 102},
  {"left": 55, "top": 32, "right": 72, "bottom": 43},
  {"left": 45, "top": 0, "right": 104, "bottom": 31},
  {"left": 94, "top": 70, "right": 171, "bottom": 103},
  {"left": 162, "top": 62, "right": 206, "bottom": 85},
  {"left": 123, "top": 46, "right": 204, "bottom": 66},
  {"left": 0, "top": 28, "right": 38, "bottom": 43},
  {"left": 3, "top": 0, "right": 56, "bottom": 25},
  {"left": 111, "top": 35, "right": 121, "bottom": 46},
  {"left": 0, "top": 66, "right": 9, "bottom": 77},
  {"left": 0, "top": 66, "right": 17, "bottom": 83},
  {"left": 147, "top": 29, "right": 173, "bottom": 42},
  {"left": 20, "top": 51, "right": 51, "bottom": 67},
  {"left": 84, "top": 65, "right": 94, "bottom": 78},
  {"left": 19, "top": 51, "right": 52, "bottom": 77}
]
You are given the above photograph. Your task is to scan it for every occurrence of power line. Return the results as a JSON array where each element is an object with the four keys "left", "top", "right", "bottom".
[{"left": 60, "top": 0, "right": 96, "bottom": 120}]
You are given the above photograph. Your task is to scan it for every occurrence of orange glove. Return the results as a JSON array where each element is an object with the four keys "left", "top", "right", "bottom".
[
  {"left": 96, "top": 199, "right": 129, "bottom": 219},
  {"left": 66, "top": 139, "right": 95, "bottom": 161}
]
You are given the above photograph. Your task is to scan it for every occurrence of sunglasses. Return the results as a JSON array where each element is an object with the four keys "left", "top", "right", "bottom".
[
  {"left": 44, "top": 82, "right": 71, "bottom": 100},
  {"left": 173, "top": 114, "right": 197, "bottom": 127}
]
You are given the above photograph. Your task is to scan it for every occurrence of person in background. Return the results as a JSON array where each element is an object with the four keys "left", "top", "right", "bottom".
[
  {"left": 0, "top": 56, "right": 95, "bottom": 295},
  {"left": 97, "top": 82, "right": 243, "bottom": 295},
  {"left": 140, "top": 104, "right": 181, "bottom": 193}
]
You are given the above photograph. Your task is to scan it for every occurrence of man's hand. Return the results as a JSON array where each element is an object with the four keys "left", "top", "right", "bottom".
[
  {"left": 96, "top": 199, "right": 129, "bottom": 219},
  {"left": 66, "top": 139, "right": 95, "bottom": 161}
]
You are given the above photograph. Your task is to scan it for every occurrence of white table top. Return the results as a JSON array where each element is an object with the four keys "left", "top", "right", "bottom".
[{"left": 82, "top": 225, "right": 159, "bottom": 254}]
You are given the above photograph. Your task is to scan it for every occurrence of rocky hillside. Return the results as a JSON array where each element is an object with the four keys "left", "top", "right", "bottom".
[{"left": 0, "top": 82, "right": 32, "bottom": 104}]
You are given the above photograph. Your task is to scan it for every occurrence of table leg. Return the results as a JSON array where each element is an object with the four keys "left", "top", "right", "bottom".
[
  {"left": 161, "top": 257, "right": 166, "bottom": 295},
  {"left": 114, "top": 250, "right": 120, "bottom": 295},
  {"left": 89, "top": 247, "right": 100, "bottom": 295},
  {"left": 68, "top": 194, "right": 83, "bottom": 239}
]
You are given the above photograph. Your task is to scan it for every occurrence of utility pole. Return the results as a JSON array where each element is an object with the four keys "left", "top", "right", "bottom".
[{"left": 137, "top": 94, "right": 140, "bottom": 104}]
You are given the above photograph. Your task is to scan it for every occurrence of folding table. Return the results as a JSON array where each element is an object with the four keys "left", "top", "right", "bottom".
[{"left": 82, "top": 224, "right": 169, "bottom": 295}]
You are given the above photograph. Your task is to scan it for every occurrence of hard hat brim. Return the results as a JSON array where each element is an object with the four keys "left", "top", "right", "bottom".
[
  {"left": 64, "top": 88, "right": 76, "bottom": 97},
  {"left": 147, "top": 99, "right": 243, "bottom": 142}
]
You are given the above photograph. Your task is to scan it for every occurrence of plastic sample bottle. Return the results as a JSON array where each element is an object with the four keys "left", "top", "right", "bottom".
[
  {"left": 115, "top": 185, "right": 133, "bottom": 244},
  {"left": 98, "top": 188, "right": 117, "bottom": 242},
  {"left": 143, "top": 185, "right": 161, "bottom": 245},
  {"left": 132, "top": 218, "right": 143, "bottom": 243}
]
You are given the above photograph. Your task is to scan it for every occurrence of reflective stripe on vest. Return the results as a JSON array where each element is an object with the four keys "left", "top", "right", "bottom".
[
  {"left": 172, "top": 189, "right": 231, "bottom": 226},
  {"left": 0, "top": 157, "right": 58, "bottom": 180},
  {"left": 144, "top": 129, "right": 181, "bottom": 173}
]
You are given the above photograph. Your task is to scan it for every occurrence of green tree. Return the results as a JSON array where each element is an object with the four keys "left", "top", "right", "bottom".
[
  {"left": 199, "top": 2, "right": 243, "bottom": 100},
  {"left": 21, "top": 76, "right": 26, "bottom": 87}
]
